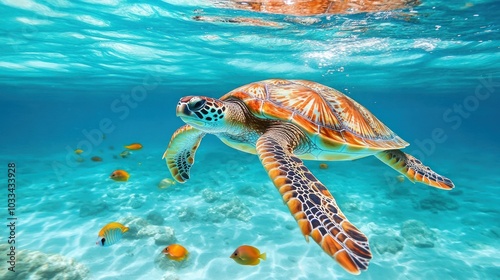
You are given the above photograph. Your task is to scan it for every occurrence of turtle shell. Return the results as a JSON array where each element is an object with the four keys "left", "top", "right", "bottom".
[{"left": 220, "top": 79, "right": 408, "bottom": 153}]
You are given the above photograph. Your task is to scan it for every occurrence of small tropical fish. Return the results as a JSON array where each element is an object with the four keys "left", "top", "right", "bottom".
[
  {"left": 75, "top": 149, "right": 84, "bottom": 155},
  {"left": 396, "top": 175, "right": 405, "bottom": 182},
  {"left": 230, "top": 245, "right": 266, "bottom": 266},
  {"left": 162, "top": 244, "right": 188, "bottom": 261},
  {"left": 91, "top": 156, "right": 103, "bottom": 162},
  {"left": 124, "top": 143, "right": 142, "bottom": 150},
  {"left": 319, "top": 163, "right": 328, "bottom": 169},
  {"left": 158, "top": 178, "right": 176, "bottom": 189},
  {"left": 96, "top": 222, "right": 129, "bottom": 247},
  {"left": 110, "top": 170, "right": 130, "bottom": 181},
  {"left": 119, "top": 150, "right": 131, "bottom": 158}
]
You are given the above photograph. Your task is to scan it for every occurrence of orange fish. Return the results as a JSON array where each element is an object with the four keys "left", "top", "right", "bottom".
[
  {"left": 110, "top": 170, "right": 130, "bottom": 181},
  {"left": 124, "top": 143, "right": 142, "bottom": 150},
  {"left": 230, "top": 245, "right": 266, "bottom": 266},
  {"left": 162, "top": 244, "right": 188, "bottom": 261}
]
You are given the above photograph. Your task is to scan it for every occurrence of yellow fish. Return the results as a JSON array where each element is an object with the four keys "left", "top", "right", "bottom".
[
  {"left": 96, "top": 222, "right": 129, "bottom": 247},
  {"left": 162, "top": 244, "right": 189, "bottom": 261},
  {"left": 396, "top": 175, "right": 406, "bottom": 182},
  {"left": 110, "top": 170, "right": 130, "bottom": 181},
  {"left": 124, "top": 143, "right": 142, "bottom": 150},
  {"left": 230, "top": 245, "right": 266, "bottom": 266},
  {"left": 75, "top": 149, "right": 84, "bottom": 155}
]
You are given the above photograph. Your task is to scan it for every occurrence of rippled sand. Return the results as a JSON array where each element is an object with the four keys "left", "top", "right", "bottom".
[{"left": 3, "top": 139, "right": 498, "bottom": 279}]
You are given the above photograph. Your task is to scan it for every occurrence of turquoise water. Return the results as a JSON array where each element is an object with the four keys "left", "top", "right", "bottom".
[{"left": 1, "top": 0, "right": 499, "bottom": 279}]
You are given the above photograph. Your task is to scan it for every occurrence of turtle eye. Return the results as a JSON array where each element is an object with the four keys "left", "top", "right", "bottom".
[{"left": 188, "top": 98, "right": 206, "bottom": 111}]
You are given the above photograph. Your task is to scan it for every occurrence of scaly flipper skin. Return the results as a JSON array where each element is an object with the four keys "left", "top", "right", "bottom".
[
  {"left": 163, "top": 124, "right": 205, "bottom": 183},
  {"left": 256, "top": 126, "right": 372, "bottom": 274},
  {"left": 376, "top": 149, "right": 454, "bottom": 190}
]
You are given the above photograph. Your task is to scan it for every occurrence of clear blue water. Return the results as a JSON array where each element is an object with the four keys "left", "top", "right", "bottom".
[{"left": 1, "top": 0, "right": 499, "bottom": 279}]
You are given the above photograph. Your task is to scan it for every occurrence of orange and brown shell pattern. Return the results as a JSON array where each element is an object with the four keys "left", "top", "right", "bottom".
[{"left": 220, "top": 79, "right": 408, "bottom": 160}]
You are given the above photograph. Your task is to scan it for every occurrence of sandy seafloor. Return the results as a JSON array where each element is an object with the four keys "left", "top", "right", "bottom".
[{"left": 0, "top": 130, "right": 499, "bottom": 279}]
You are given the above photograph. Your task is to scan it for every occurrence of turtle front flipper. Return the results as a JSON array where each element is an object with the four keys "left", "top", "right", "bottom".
[
  {"left": 256, "top": 128, "right": 372, "bottom": 275},
  {"left": 376, "top": 149, "right": 454, "bottom": 190},
  {"left": 163, "top": 125, "right": 205, "bottom": 183}
]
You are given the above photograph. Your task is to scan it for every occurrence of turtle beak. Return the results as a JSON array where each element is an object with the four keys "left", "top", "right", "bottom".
[
  {"left": 176, "top": 96, "right": 206, "bottom": 117},
  {"left": 176, "top": 102, "right": 190, "bottom": 117},
  {"left": 176, "top": 96, "right": 192, "bottom": 117},
  {"left": 176, "top": 96, "right": 208, "bottom": 128}
]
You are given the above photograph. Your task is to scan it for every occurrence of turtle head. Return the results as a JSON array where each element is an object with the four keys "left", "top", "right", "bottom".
[{"left": 176, "top": 96, "right": 228, "bottom": 132}]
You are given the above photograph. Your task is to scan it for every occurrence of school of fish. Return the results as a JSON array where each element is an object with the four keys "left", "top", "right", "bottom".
[{"left": 89, "top": 141, "right": 267, "bottom": 268}]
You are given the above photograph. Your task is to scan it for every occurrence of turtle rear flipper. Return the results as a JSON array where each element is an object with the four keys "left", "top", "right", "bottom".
[
  {"left": 256, "top": 126, "right": 372, "bottom": 275},
  {"left": 163, "top": 125, "right": 205, "bottom": 183},
  {"left": 376, "top": 149, "right": 454, "bottom": 190}
]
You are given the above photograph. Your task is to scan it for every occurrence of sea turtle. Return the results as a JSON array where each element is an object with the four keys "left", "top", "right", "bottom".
[{"left": 163, "top": 79, "right": 454, "bottom": 274}]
